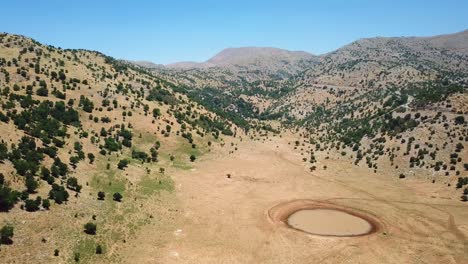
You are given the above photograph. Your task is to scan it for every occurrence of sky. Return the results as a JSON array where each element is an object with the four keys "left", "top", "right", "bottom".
[{"left": 1, "top": 0, "right": 467, "bottom": 64}]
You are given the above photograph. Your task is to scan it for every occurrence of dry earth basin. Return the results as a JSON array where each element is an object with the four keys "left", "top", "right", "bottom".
[{"left": 268, "top": 199, "right": 381, "bottom": 237}]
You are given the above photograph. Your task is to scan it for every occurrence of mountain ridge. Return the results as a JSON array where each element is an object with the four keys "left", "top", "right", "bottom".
[
  {"left": 164, "top": 46, "right": 316, "bottom": 69},
  {"left": 138, "top": 29, "right": 468, "bottom": 70}
]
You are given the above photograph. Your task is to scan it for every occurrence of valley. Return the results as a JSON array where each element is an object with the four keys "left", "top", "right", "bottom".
[{"left": 0, "top": 28, "right": 466, "bottom": 264}]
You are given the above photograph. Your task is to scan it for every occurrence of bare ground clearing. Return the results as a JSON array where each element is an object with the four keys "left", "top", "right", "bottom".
[{"left": 123, "top": 135, "right": 468, "bottom": 264}]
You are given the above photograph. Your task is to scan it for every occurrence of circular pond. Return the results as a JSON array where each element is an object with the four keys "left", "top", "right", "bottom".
[
  {"left": 268, "top": 199, "right": 380, "bottom": 237},
  {"left": 287, "top": 209, "right": 372, "bottom": 236}
]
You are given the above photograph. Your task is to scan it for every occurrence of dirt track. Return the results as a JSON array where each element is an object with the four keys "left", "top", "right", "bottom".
[{"left": 123, "top": 135, "right": 468, "bottom": 264}]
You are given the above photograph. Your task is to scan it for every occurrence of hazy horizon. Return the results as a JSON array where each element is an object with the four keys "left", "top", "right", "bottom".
[{"left": 1, "top": 0, "right": 467, "bottom": 64}]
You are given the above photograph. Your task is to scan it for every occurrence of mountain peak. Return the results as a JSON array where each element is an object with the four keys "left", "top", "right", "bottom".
[
  {"left": 165, "top": 46, "right": 316, "bottom": 71},
  {"left": 206, "top": 47, "right": 314, "bottom": 66}
]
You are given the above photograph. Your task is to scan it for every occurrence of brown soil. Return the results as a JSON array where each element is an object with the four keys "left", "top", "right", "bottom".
[
  {"left": 121, "top": 134, "right": 468, "bottom": 264},
  {"left": 268, "top": 199, "right": 381, "bottom": 237},
  {"left": 287, "top": 209, "right": 371, "bottom": 236}
]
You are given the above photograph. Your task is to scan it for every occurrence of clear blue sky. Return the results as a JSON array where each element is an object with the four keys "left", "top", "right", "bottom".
[{"left": 1, "top": 0, "right": 467, "bottom": 64}]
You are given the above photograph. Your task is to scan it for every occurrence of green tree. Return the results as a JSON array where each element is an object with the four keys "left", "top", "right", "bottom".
[
  {"left": 87, "top": 153, "right": 95, "bottom": 164},
  {"left": 152, "top": 108, "right": 161, "bottom": 118},
  {"left": 42, "top": 199, "right": 50, "bottom": 210},
  {"left": 25, "top": 176, "right": 38, "bottom": 193},
  {"left": 96, "top": 244, "right": 103, "bottom": 254},
  {"left": 97, "top": 191, "right": 105, "bottom": 200},
  {"left": 0, "top": 225, "right": 14, "bottom": 244},
  {"left": 24, "top": 198, "right": 41, "bottom": 212},
  {"left": 36, "top": 87, "right": 48, "bottom": 96},
  {"left": 455, "top": 116, "right": 465, "bottom": 125},
  {"left": 113, "top": 192, "right": 123, "bottom": 202},
  {"left": 74, "top": 252, "right": 80, "bottom": 262},
  {"left": 83, "top": 222, "right": 97, "bottom": 235},
  {"left": 66, "top": 177, "right": 82, "bottom": 192},
  {"left": 48, "top": 183, "right": 69, "bottom": 204},
  {"left": 117, "top": 159, "right": 129, "bottom": 170}
]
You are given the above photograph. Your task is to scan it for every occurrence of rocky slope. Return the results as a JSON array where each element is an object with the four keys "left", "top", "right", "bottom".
[
  {"left": 141, "top": 30, "right": 468, "bottom": 198},
  {"left": 0, "top": 33, "right": 241, "bottom": 263},
  {"left": 301, "top": 29, "right": 468, "bottom": 88}
]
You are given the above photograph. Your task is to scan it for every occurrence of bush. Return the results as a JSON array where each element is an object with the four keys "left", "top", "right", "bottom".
[
  {"left": 83, "top": 222, "right": 96, "bottom": 235},
  {"left": 96, "top": 244, "right": 103, "bottom": 254},
  {"left": 36, "top": 87, "right": 48, "bottom": 96},
  {"left": 97, "top": 191, "right": 105, "bottom": 200},
  {"left": 152, "top": 108, "right": 161, "bottom": 118},
  {"left": 25, "top": 176, "right": 38, "bottom": 193},
  {"left": 24, "top": 198, "right": 41, "bottom": 212},
  {"left": 79, "top": 95, "right": 94, "bottom": 113},
  {"left": 87, "top": 153, "right": 95, "bottom": 164},
  {"left": 66, "top": 177, "right": 82, "bottom": 192},
  {"left": 74, "top": 252, "right": 80, "bottom": 262},
  {"left": 461, "top": 195, "right": 468, "bottom": 202},
  {"left": 132, "top": 150, "right": 148, "bottom": 162},
  {"left": 455, "top": 116, "right": 465, "bottom": 125},
  {"left": 190, "top": 155, "right": 196, "bottom": 162},
  {"left": 113, "top": 192, "right": 122, "bottom": 202},
  {"left": 117, "top": 159, "right": 129, "bottom": 170},
  {"left": 104, "top": 137, "right": 120, "bottom": 152},
  {"left": 0, "top": 185, "right": 20, "bottom": 212},
  {"left": 42, "top": 199, "right": 50, "bottom": 210},
  {"left": 48, "top": 184, "right": 69, "bottom": 204},
  {"left": 0, "top": 225, "right": 14, "bottom": 244}
]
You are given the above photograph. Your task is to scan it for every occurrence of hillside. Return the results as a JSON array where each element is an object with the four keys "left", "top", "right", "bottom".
[
  {"left": 145, "top": 30, "right": 468, "bottom": 197},
  {"left": 0, "top": 33, "right": 242, "bottom": 263},
  {"left": 0, "top": 30, "right": 467, "bottom": 264},
  {"left": 145, "top": 30, "right": 467, "bottom": 124},
  {"left": 301, "top": 30, "right": 468, "bottom": 88}
]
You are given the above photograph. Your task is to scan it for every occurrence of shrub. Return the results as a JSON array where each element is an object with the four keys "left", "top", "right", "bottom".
[
  {"left": 48, "top": 184, "right": 69, "bottom": 204},
  {"left": 24, "top": 198, "right": 41, "bottom": 212},
  {"left": 96, "top": 244, "right": 103, "bottom": 254},
  {"left": 36, "top": 87, "right": 48, "bottom": 96},
  {"left": 0, "top": 225, "right": 14, "bottom": 244},
  {"left": 97, "top": 191, "right": 105, "bottom": 200},
  {"left": 152, "top": 108, "right": 161, "bottom": 118},
  {"left": 131, "top": 150, "right": 148, "bottom": 162},
  {"left": 66, "top": 177, "right": 82, "bottom": 192},
  {"left": 74, "top": 252, "right": 80, "bottom": 262},
  {"left": 83, "top": 222, "right": 96, "bottom": 235},
  {"left": 117, "top": 159, "right": 129, "bottom": 170},
  {"left": 42, "top": 199, "right": 50, "bottom": 210},
  {"left": 87, "top": 153, "right": 95, "bottom": 164},
  {"left": 25, "top": 176, "right": 38, "bottom": 193},
  {"left": 0, "top": 185, "right": 20, "bottom": 212},
  {"left": 113, "top": 192, "right": 122, "bottom": 202},
  {"left": 455, "top": 116, "right": 465, "bottom": 125}
]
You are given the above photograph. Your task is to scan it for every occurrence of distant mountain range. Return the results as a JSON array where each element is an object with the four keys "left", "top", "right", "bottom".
[
  {"left": 134, "top": 29, "right": 468, "bottom": 90},
  {"left": 165, "top": 47, "right": 316, "bottom": 70}
]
